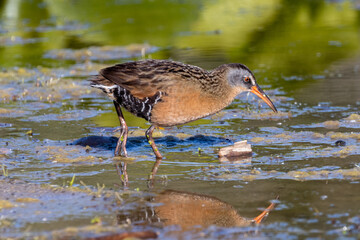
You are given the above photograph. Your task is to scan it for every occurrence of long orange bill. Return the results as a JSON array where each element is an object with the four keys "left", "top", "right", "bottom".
[{"left": 250, "top": 85, "right": 278, "bottom": 112}]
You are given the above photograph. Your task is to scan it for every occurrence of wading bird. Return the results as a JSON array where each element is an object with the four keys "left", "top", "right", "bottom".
[{"left": 91, "top": 59, "right": 277, "bottom": 159}]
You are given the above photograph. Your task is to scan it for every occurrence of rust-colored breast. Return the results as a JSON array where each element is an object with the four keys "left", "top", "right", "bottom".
[{"left": 150, "top": 81, "right": 237, "bottom": 127}]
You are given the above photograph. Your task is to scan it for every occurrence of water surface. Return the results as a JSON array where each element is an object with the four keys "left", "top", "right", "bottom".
[{"left": 0, "top": 0, "right": 359, "bottom": 239}]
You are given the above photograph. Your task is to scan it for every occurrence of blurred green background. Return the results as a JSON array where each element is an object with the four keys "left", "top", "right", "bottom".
[{"left": 1, "top": 0, "right": 359, "bottom": 74}]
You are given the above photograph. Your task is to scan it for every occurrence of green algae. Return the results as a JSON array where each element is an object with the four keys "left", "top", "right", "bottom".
[
  {"left": 0, "top": 200, "right": 14, "bottom": 209},
  {"left": 36, "top": 146, "right": 104, "bottom": 163}
]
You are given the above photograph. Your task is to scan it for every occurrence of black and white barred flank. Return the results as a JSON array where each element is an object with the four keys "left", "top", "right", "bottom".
[{"left": 91, "top": 83, "right": 163, "bottom": 121}]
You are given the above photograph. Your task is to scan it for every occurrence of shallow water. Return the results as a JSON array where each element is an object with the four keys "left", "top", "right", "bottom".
[{"left": 0, "top": 0, "right": 360, "bottom": 239}]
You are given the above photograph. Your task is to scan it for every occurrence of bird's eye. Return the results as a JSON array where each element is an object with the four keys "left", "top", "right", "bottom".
[{"left": 244, "top": 76, "right": 250, "bottom": 83}]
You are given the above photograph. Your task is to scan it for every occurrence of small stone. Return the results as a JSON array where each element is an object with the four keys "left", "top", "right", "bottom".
[
  {"left": 335, "top": 140, "right": 346, "bottom": 147},
  {"left": 218, "top": 140, "right": 252, "bottom": 158}
]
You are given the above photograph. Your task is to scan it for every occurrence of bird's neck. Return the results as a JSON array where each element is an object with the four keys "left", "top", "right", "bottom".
[{"left": 206, "top": 67, "right": 240, "bottom": 102}]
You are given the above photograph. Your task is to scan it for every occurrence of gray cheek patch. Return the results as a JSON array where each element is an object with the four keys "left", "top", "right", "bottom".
[
  {"left": 227, "top": 68, "right": 253, "bottom": 86},
  {"left": 227, "top": 69, "right": 241, "bottom": 86}
]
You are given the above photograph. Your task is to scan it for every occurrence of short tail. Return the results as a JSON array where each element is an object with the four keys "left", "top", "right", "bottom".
[
  {"left": 89, "top": 75, "right": 118, "bottom": 92},
  {"left": 89, "top": 75, "right": 106, "bottom": 88},
  {"left": 89, "top": 75, "right": 119, "bottom": 102}
]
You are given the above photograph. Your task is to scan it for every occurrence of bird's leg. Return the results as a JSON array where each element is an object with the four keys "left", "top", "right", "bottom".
[
  {"left": 113, "top": 101, "right": 128, "bottom": 157},
  {"left": 115, "top": 162, "right": 129, "bottom": 188},
  {"left": 145, "top": 125, "right": 162, "bottom": 159}
]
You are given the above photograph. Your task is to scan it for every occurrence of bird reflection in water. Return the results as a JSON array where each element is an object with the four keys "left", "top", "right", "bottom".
[
  {"left": 114, "top": 160, "right": 277, "bottom": 230},
  {"left": 116, "top": 189, "right": 277, "bottom": 230},
  {"left": 114, "top": 159, "right": 162, "bottom": 188}
]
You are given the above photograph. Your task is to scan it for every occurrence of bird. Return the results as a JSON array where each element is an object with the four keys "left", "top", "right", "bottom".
[{"left": 90, "top": 59, "right": 277, "bottom": 159}]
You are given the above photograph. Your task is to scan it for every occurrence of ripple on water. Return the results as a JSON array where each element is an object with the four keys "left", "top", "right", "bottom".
[
  {"left": 44, "top": 44, "right": 159, "bottom": 61},
  {"left": 292, "top": 113, "right": 360, "bottom": 130},
  {"left": 194, "top": 164, "right": 360, "bottom": 182},
  {"left": 21, "top": 110, "right": 103, "bottom": 122}
]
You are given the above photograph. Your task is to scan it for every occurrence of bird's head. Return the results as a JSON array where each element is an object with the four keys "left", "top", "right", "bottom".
[{"left": 225, "top": 63, "right": 277, "bottom": 112}]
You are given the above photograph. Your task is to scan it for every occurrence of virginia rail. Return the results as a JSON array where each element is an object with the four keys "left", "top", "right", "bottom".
[{"left": 90, "top": 59, "right": 277, "bottom": 158}]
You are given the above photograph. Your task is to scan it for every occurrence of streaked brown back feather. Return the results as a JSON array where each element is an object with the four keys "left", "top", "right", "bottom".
[{"left": 97, "top": 59, "right": 209, "bottom": 99}]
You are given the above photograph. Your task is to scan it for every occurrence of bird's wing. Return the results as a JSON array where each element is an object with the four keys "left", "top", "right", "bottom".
[{"left": 96, "top": 60, "right": 206, "bottom": 99}]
